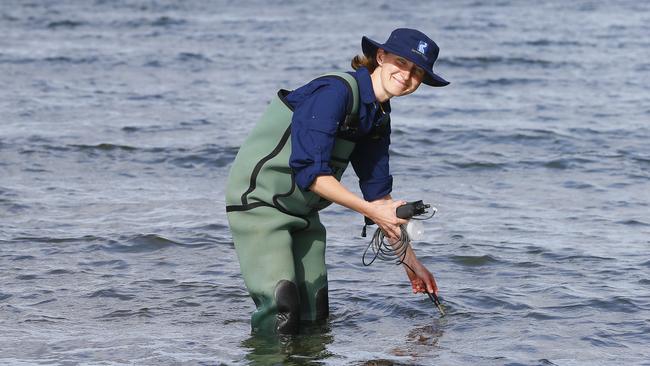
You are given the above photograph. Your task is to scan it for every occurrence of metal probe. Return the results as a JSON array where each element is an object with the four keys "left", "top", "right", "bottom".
[{"left": 426, "top": 291, "right": 446, "bottom": 316}]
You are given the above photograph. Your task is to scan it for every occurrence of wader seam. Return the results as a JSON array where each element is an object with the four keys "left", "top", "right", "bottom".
[
  {"left": 272, "top": 172, "right": 299, "bottom": 212},
  {"left": 227, "top": 203, "right": 311, "bottom": 233},
  {"left": 240, "top": 125, "right": 292, "bottom": 205},
  {"left": 226, "top": 201, "right": 273, "bottom": 212}
]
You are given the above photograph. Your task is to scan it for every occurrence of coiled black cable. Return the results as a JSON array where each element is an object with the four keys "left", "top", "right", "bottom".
[
  {"left": 362, "top": 224, "right": 410, "bottom": 266},
  {"left": 362, "top": 207, "right": 436, "bottom": 267}
]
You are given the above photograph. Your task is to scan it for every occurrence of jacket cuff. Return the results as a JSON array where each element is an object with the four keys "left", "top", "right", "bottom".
[
  {"left": 295, "top": 166, "right": 334, "bottom": 191},
  {"left": 359, "top": 175, "right": 393, "bottom": 201}
]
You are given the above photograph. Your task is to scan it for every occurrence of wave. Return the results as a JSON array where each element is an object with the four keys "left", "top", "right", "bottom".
[
  {"left": 87, "top": 288, "right": 135, "bottom": 301},
  {"left": 99, "top": 307, "right": 156, "bottom": 319},
  {"left": 70, "top": 143, "right": 137, "bottom": 151},
  {"left": 540, "top": 252, "right": 615, "bottom": 262},
  {"left": 420, "top": 127, "right": 573, "bottom": 145},
  {"left": 79, "top": 259, "right": 129, "bottom": 269},
  {"left": 542, "top": 158, "right": 595, "bottom": 170},
  {"left": 15, "top": 139, "right": 238, "bottom": 168},
  {"left": 22, "top": 315, "right": 67, "bottom": 323},
  {"left": 503, "top": 39, "right": 594, "bottom": 47},
  {"left": 47, "top": 20, "right": 85, "bottom": 29},
  {"left": 445, "top": 160, "right": 507, "bottom": 171},
  {"left": 151, "top": 16, "right": 186, "bottom": 27},
  {"left": 0, "top": 55, "right": 100, "bottom": 65},
  {"left": 85, "top": 234, "right": 222, "bottom": 254},
  {"left": 126, "top": 93, "right": 166, "bottom": 101},
  {"left": 465, "top": 77, "right": 546, "bottom": 87},
  {"left": 438, "top": 55, "right": 577, "bottom": 69},
  {"left": 460, "top": 293, "right": 533, "bottom": 311},
  {"left": 111, "top": 16, "right": 187, "bottom": 29},
  {"left": 10, "top": 235, "right": 103, "bottom": 244},
  {"left": 122, "top": 119, "right": 212, "bottom": 133},
  {"left": 98, "top": 234, "right": 179, "bottom": 253},
  {"left": 168, "top": 145, "right": 239, "bottom": 168},
  {"left": 397, "top": 126, "right": 648, "bottom": 173},
  {"left": 449, "top": 254, "right": 501, "bottom": 266},
  {"left": 544, "top": 297, "right": 642, "bottom": 314},
  {"left": 616, "top": 219, "right": 650, "bottom": 227},
  {"left": 176, "top": 52, "right": 213, "bottom": 63}
]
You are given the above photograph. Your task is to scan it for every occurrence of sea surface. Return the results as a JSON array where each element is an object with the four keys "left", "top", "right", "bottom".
[{"left": 1, "top": 1, "right": 650, "bottom": 365}]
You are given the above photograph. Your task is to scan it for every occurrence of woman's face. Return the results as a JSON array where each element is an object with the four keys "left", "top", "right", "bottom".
[{"left": 375, "top": 49, "right": 425, "bottom": 99}]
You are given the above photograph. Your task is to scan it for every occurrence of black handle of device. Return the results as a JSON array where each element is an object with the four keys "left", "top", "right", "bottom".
[
  {"left": 396, "top": 200, "right": 430, "bottom": 219},
  {"left": 363, "top": 200, "right": 430, "bottom": 226}
]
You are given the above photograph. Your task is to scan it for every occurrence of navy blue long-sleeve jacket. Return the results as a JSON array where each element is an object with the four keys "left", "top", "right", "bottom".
[{"left": 286, "top": 67, "right": 392, "bottom": 201}]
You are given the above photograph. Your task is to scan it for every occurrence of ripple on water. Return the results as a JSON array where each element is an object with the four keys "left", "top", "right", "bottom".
[
  {"left": 540, "top": 251, "right": 615, "bottom": 263},
  {"left": 616, "top": 219, "right": 650, "bottom": 227},
  {"left": 99, "top": 307, "right": 155, "bottom": 319},
  {"left": 98, "top": 234, "right": 179, "bottom": 253},
  {"left": 462, "top": 293, "right": 532, "bottom": 312},
  {"left": 544, "top": 157, "right": 595, "bottom": 170},
  {"left": 450, "top": 254, "right": 501, "bottom": 266},
  {"left": 439, "top": 55, "right": 577, "bottom": 69},
  {"left": 10, "top": 255, "right": 36, "bottom": 261},
  {"left": 46, "top": 20, "right": 85, "bottom": 29},
  {"left": 523, "top": 310, "right": 561, "bottom": 320},
  {"left": 79, "top": 259, "right": 129, "bottom": 270},
  {"left": 22, "top": 315, "right": 67, "bottom": 324},
  {"left": 12, "top": 235, "right": 103, "bottom": 245},
  {"left": 544, "top": 296, "right": 641, "bottom": 314},
  {"left": 15, "top": 274, "right": 40, "bottom": 281},
  {"left": 173, "top": 299, "right": 201, "bottom": 308},
  {"left": 87, "top": 288, "right": 135, "bottom": 301},
  {"left": 45, "top": 269, "right": 75, "bottom": 275}
]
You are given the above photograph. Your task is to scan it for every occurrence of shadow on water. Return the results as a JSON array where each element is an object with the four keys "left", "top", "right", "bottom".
[{"left": 240, "top": 323, "right": 334, "bottom": 366}]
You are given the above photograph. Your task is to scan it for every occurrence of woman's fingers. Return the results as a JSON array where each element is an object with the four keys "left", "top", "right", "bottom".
[
  {"left": 369, "top": 199, "right": 411, "bottom": 239},
  {"left": 426, "top": 274, "right": 439, "bottom": 295},
  {"left": 391, "top": 200, "right": 409, "bottom": 225}
]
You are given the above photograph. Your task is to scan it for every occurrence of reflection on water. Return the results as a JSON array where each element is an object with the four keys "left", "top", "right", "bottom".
[
  {"left": 394, "top": 323, "right": 445, "bottom": 356},
  {"left": 240, "top": 320, "right": 446, "bottom": 365},
  {"left": 241, "top": 323, "right": 333, "bottom": 366}
]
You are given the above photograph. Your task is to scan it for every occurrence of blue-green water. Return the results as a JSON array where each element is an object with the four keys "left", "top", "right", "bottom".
[{"left": 1, "top": 1, "right": 649, "bottom": 365}]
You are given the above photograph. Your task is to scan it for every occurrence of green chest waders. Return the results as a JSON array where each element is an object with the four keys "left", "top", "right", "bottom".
[{"left": 225, "top": 72, "right": 359, "bottom": 334}]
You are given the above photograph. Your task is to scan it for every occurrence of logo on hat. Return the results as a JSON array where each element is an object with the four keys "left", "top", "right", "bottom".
[{"left": 417, "top": 41, "right": 428, "bottom": 55}]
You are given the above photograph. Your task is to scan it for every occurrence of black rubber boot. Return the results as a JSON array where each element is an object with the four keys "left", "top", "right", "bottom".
[{"left": 274, "top": 280, "right": 300, "bottom": 334}]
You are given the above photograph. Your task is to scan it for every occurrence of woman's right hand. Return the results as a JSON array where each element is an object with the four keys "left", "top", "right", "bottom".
[{"left": 366, "top": 199, "right": 409, "bottom": 240}]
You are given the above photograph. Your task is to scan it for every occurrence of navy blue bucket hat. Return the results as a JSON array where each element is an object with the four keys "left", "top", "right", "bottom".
[{"left": 362, "top": 28, "right": 449, "bottom": 87}]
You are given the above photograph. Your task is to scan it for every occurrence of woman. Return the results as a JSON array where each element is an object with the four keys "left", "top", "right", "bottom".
[{"left": 226, "top": 28, "right": 449, "bottom": 334}]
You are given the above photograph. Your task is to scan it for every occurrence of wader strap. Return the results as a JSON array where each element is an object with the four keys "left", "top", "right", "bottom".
[{"left": 278, "top": 72, "right": 360, "bottom": 136}]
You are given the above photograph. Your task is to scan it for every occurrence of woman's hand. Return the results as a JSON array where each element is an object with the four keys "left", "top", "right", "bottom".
[
  {"left": 308, "top": 177, "right": 405, "bottom": 240},
  {"left": 366, "top": 199, "right": 408, "bottom": 240},
  {"left": 403, "top": 254, "right": 438, "bottom": 295}
]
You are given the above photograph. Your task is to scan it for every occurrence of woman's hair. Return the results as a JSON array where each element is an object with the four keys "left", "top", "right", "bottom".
[{"left": 351, "top": 53, "right": 379, "bottom": 72}]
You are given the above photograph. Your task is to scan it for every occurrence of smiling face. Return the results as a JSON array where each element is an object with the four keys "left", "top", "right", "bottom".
[{"left": 371, "top": 48, "right": 425, "bottom": 102}]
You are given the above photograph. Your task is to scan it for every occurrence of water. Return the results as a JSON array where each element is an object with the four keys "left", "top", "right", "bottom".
[{"left": 1, "top": 0, "right": 649, "bottom": 365}]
